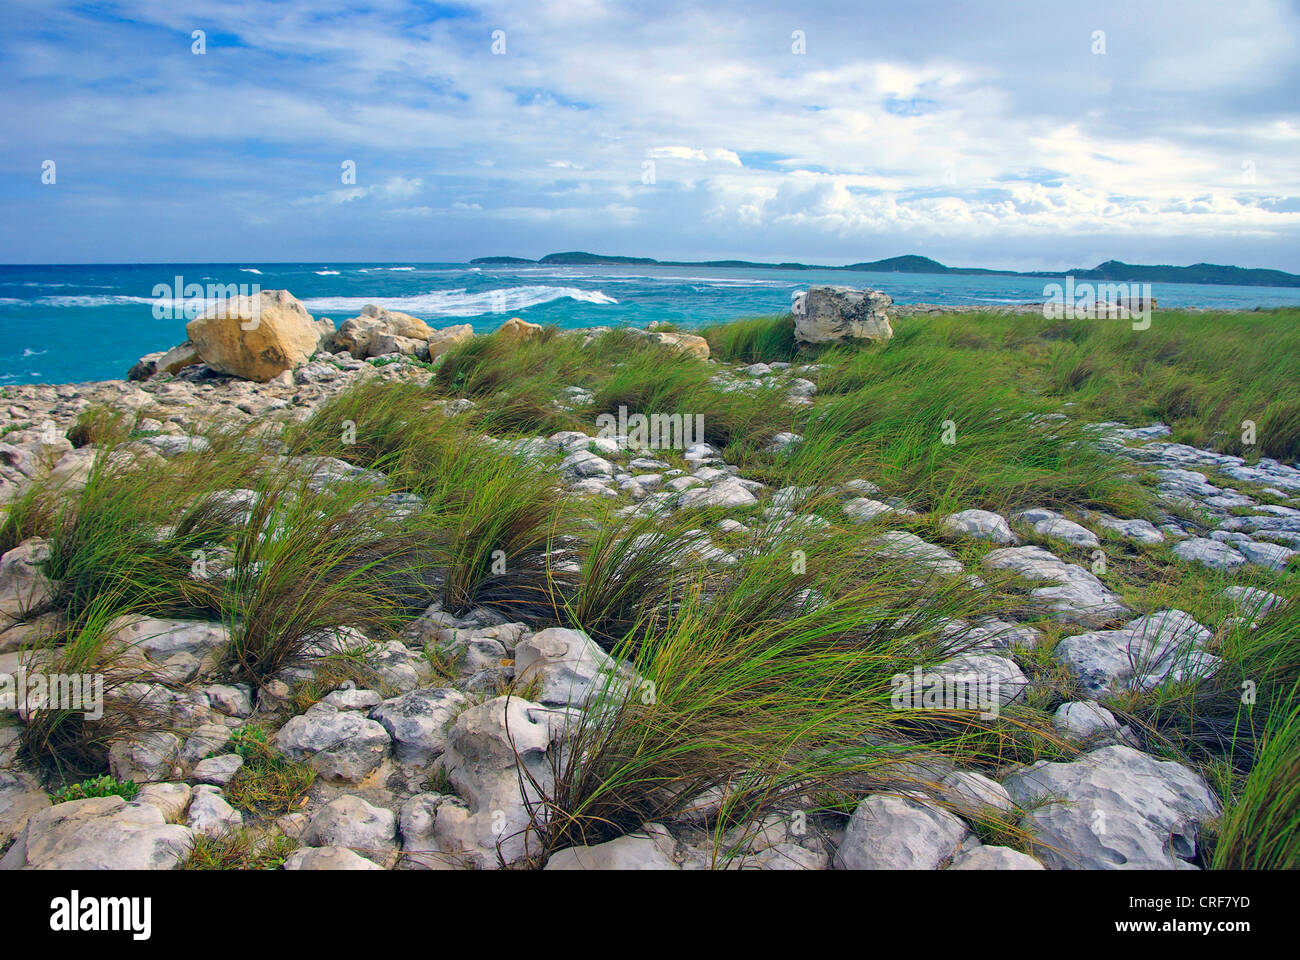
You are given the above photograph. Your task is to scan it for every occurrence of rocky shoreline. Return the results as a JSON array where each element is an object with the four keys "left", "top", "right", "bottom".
[{"left": 0, "top": 288, "right": 1295, "bottom": 870}]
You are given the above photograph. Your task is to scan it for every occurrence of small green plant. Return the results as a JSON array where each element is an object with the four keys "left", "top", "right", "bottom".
[{"left": 49, "top": 774, "right": 139, "bottom": 804}]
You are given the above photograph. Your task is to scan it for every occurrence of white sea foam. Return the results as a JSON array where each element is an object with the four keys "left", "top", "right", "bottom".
[
  {"left": 240, "top": 268, "right": 263, "bottom": 274},
  {"left": 315, "top": 270, "right": 340, "bottom": 275},
  {"left": 301, "top": 285, "right": 618, "bottom": 316}
]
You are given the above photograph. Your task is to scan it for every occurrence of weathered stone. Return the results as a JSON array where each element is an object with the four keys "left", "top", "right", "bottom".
[
  {"left": 1002, "top": 745, "right": 1220, "bottom": 870},
  {"left": 187, "top": 289, "right": 321, "bottom": 382},
  {"left": 1, "top": 795, "right": 193, "bottom": 870},
  {"left": 1053, "top": 701, "right": 1120, "bottom": 740},
  {"left": 496, "top": 317, "right": 544, "bottom": 344},
  {"left": 0, "top": 770, "right": 50, "bottom": 846},
  {"left": 795, "top": 286, "right": 894, "bottom": 345},
  {"left": 0, "top": 539, "right": 55, "bottom": 624},
  {"left": 186, "top": 785, "right": 243, "bottom": 836},
  {"left": 982, "top": 545, "right": 1128, "bottom": 626},
  {"left": 546, "top": 827, "right": 679, "bottom": 870},
  {"left": 283, "top": 845, "right": 384, "bottom": 870},
  {"left": 514, "top": 627, "right": 620, "bottom": 707},
  {"left": 369, "top": 686, "right": 468, "bottom": 764},
  {"left": 835, "top": 794, "right": 968, "bottom": 870},
  {"left": 434, "top": 696, "right": 554, "bottom": 868},
  {"left": 302, "top": 795, "right": 397, "bottom": 866},
  {"left": 941, "top": 509, "right": 1019, "bottom": 545},
  {"left": 274, "top": 702, "right": 391, "bottom": 782},
  {"left": 1055, "top": 610, "right": 1218, "bottom": 697},
  {"left": 948, "top": 845, "right": 1044, "bottom": 870}
]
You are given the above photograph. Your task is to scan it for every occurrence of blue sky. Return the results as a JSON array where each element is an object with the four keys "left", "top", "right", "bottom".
[{"left": 3, "top": 0, "right": 1299, "bottom": 270}]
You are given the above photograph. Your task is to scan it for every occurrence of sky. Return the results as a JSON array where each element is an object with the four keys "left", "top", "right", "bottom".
[{"left": 2, "top": 0, "right": 1299, "bottom": 270}]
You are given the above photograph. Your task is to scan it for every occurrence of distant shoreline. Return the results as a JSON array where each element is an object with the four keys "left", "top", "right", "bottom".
[{"left": 469, "top": 252, "right": 1300, "bottom": 288}]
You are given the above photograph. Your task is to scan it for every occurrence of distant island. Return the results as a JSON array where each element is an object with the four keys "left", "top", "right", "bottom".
[{"left": 470, "top": 252, "right": 1300, "bottom": 288}]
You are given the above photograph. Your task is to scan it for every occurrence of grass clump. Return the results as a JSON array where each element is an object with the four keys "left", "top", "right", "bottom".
[
  {"left": 224, "top": 726, "right": 317, "bottom": 816},
  {"left": 184, "top": 827, "right": 299, "bottom": 870}
]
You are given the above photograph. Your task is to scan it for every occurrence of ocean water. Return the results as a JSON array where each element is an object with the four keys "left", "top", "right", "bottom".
[{"left": 2, "top": 262, "right": 1299, "bottom": 386}]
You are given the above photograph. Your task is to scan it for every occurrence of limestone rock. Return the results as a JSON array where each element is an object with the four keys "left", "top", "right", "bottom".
[
  {"left": 274, "top": 702, "right": 391, "bottom": 782},
  {"left": 794, "top": 286, "right": 893, "bottom": 345},
  {"left": 186, "top": 289, "right": 320, "bottom": 382},
  {"left": 1002, "top": 745, "right": 1220, "bottom": 870},
  {"left": 835, "top": 794, "right": 968, "bottom": 869},
  {"left": 1, "top": 795, "right": 193, "bottom": 870}
]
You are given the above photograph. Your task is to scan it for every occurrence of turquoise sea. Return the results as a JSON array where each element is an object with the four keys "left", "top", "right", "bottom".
[{"left": 3, "top": 262, "right": 1299, "bottom": 385}]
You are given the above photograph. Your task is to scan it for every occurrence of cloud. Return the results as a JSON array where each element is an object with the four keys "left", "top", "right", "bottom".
[{"left": 2, "top": 0, "right": 1297, "bottom": 267}]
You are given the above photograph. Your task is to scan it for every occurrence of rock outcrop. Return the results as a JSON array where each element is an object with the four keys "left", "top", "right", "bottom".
[
  {"left": 794, "top": 286, "right": 894, "bottom": 345},
  {"left": 186, "top": 289, "right": 321, "bottom": 382}
]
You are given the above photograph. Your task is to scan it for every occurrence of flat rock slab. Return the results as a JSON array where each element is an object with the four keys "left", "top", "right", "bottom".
[{"left": 982, "top": 546, "right": 1127, "bottom": 626}]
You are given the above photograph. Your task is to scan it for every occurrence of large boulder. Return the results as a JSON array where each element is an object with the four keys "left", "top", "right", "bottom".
[
  {"left": 0, "top": 538, "right": 55, "bottom": 626},
  {"left": 0, "top": 796, "right": 193, "bottom": 870},
  {"left": 835, "top": 794, "right": 968, "bottom": 869},
  {"left": 794, "top": 286, "right": 893, "bottom": 345},
  {"left": 1002, "top": 745, "right": 1220, "bottom": 869},
  {"left": 427, "top": 323, "right": 475, "bottom": 360},
  {"left": 433, "top": 696, "right": 556, "bottom": 868},
  {"left": 333, "top": 305, "right": 435, "bottom": 359},
  {"left": 274, "top": 702, "right": 392, "bottom": 782},
  {"left": 186, "top": 289, "right": 320, "bottom": 382},
  {"left": 495, "top": 317, "right": 544, "bottom": 344}
]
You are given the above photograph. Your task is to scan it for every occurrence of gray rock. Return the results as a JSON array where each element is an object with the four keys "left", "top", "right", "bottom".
[
  {"left": 0, "top": 539, "right": 55, "bottom": 624},
  {"left": 109, "top": 731, "right": 183, "bottom": 783},
  {"left": 283, "top": 845, "right": 384, "bottom": 870},
  {"left": 1173, "top": 537, "right": 1246, "bottom": 571},
  {"left": 274, "top": 702, "right": 391, "bottom": 782},
  {"left": 794, "top": 286, "right": 894, "bottom": 345},
  {"left": 1015, "top": 509, "right": 1100, "bottom": 548},
  {"left": 302, "top": 795, "right": 397, "bottom": 865},
  {"left": 132, "top": 783, "right": 192, "bottom": 823},
  {"left": 191, "top": 754, "right": 244, "bottom": 787},
  {"left": 868, "top": 531, "right": 963, "bottom": 576},
  {"left": 679, "top": 478, "right": 758, "bottom": 509},
  {"left": 0, "top": 770, "right": 50, "bottom": 846},
  {"left": 321, "top": 686, "right": 383, "bottom": 710},
  {"left": 369, "top": 686, "right": 468, "bottom": 764},
  {"left": 982, "top": 546, "right": 1128, "bottom": 625},
  {"left": 186, "top": 786, "right": 243, "bottom": 836},
  {"left": 1053, "top": 701, "right": 1120, "bottom": 739},
  {"left": 1, "top": 796, "right": 193, "bottom": 869},
  {"left": 941, "top": 509, "right": 1019, "bottom": 545},
  {"left": 1002, "top": 745, "right": 1220, "bottom": 869},
  {"left": 948, "top": 845, "right": 1044, "bottom": 870},
  {"left": 434, "top": 696, "right": 555, "bottom": 868},
  {"left": 514, "top": 627, "right": 621, "bottom": 707},
  {"left": 1091, "top": 514, "right": 1166, "bottom": 545},
  {"left": 835, "top": 794, "right": 968, "bottom": 869},
  {"left": 938, "top": 770, "right": 1015, "bottom": 815},
  {"left": 203, "top": 683, "right": 253, "bottom": 718},
  {"left": 1055, "top": 610, "right": 1218, "bottom": 697},
  {"left": 546, "top": 826, "right": 679, "bottom": 870}
]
